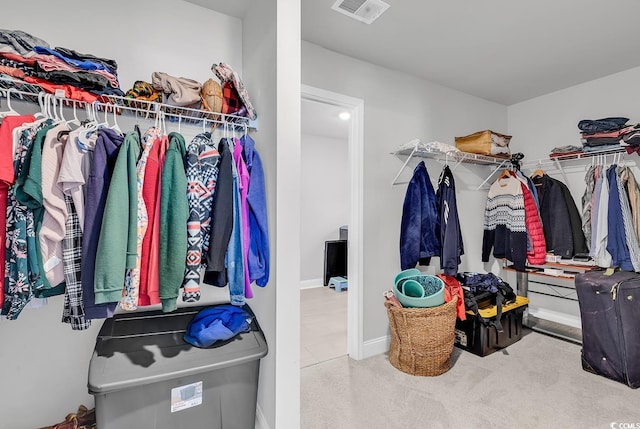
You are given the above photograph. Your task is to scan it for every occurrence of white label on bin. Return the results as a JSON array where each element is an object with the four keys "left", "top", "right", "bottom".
[
  {"left": 454, "top": 329, "right": 467, "bottom": 347},
  {"left": 171, "top": 381, "right": 203, "bottom": 413}
]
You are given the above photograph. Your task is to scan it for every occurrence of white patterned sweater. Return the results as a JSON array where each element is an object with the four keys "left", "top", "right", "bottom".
[{"left": 482, "top": 175, "right": 528, "bottom": 271}]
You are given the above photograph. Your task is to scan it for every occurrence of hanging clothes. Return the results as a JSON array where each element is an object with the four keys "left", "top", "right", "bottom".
[
  {"left": 615, "top": 165, "right": 640, "bottom": 271},
  {"left": 139, "top": 134, "right": 169, "bottom": 307},
  {"left": 482, "top": 173, "right": 527, "bottom": 271},
  {"left": 435, "top": 165, "right": 463, "bottom": 275},
  {"left": 82, "top": 128, "right": 123, "bottom": 319},
  {"left": 593, "top": 169, "right": 612, "bottom": 267},
  {"left": 399, "top": 161, "right": 440, "bottom": 270},
  {"left": 121, "top": 127, "right": 159, "bottom": 311},
  {"left": 61, "top": 195, "right": 90, "bottom": 330},
  {"left": 40, "top": 122, "right": 71, "bottom": 289},
  {"left": 93, "top": 130, "right": 141, "bottom": 305},
  {"left": 226, "top": 150, "right": 247, "bottom": 306},
  {"left": 158, "top": 132, "right": 188, "bottom": 313},
  {"left": 241, "top": 134, "right": 270, "bottom": 287},
  {"left": 2, "top": 119, "right": 52, "bottom": 318},
  {"left": 0, "top": 114, "right": 35, "bottom": 309},
  {"left": 232, "top": 138, "right": 252, "bottom": 299},
  {"left": 606, "top": 165, "right": 634, "bottom": 271},
  {"left": 182, "top": 132, "right": 220, "bottom": 302},
  {"left": 532, "top": 174, "right": 574, "bottom": 258},
  {"left": 581, "top": 165, "right": 597, "bottom": 251},
  {"left": 619, "top": 166, "right": 640, "bottom": 243},
  {"left": 515, "top": 173, "right": 546, "bottom": 265},
  {"left": 203, "top": 137, "right": 234, "bottom": 286}
]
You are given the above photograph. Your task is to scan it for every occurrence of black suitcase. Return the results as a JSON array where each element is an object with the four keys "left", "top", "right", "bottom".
[{"left": 575, "top": 270, "right": 640, "bottom": 388}]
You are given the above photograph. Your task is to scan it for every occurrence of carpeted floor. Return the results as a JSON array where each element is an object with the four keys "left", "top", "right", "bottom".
[{"left": 301, "top": 330, "right": 639, "bottom": 429}]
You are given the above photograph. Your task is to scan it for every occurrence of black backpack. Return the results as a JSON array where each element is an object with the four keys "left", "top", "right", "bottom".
[{"left": 459, "top": 273, "right": 516, "bottom": 332}]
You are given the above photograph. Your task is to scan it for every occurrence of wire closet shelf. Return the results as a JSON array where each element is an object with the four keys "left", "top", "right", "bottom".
[{"left": 0, "top": 75, "right": 252, "bottom": 129}]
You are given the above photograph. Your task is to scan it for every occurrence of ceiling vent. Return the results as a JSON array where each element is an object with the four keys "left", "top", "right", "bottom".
[{"left": 331, "top": 0, "right": 390, "bottom": 24}]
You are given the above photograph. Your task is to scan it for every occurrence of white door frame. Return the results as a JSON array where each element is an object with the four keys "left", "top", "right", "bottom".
[{"left": 301, "top": 84, "right": 365, "bottom": 360}]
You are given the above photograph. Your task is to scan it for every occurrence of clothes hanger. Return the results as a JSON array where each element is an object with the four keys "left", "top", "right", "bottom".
[
  {"left": 0, "top": 88, "right": 20, "bottom": 118},
  {"left": 498, "top": 169, "right": 511, "bottom": 180},
  {"left": 531, "top": 169, "right": 545, "bottom": 178},
  {"left": 110, "top": 105, "right": 122, "bottom": 135}
]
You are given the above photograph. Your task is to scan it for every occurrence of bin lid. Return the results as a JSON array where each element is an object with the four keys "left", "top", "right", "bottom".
[
  {"left": 88, "top": 304, "right": 268, "bottom": 394},
  {"left": 466, "top": 295, "right": 529, "bottom": 318}
]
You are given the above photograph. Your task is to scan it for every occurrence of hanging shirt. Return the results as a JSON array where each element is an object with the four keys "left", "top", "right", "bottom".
[
  {"left": 57, "top": 127, "right": 96, "bottom": 231},
  {"left": 615, "top": 165, "right": 640, "bottom": 271},
  {"left": 159, "top": 132, "right": 188, "bottom": 313},
  {"left": 121, "top": 128, "right": 159, "bottom": 311},
  {"left": 2, "top": 120, "right": 52, "bottom": 319},
  {"left": 182, "top": 133, "right": 220, "bottom": 302},
  {"left": 139, "top": 134, "right": 168, "bottom": 307},
  {"left": 233, "top": 139, "right": 252, "bottom": 298},
  {"left": 82, "top": 128, "right": 123, "bottom": 319},
  {"left": 203, "top": 138, "right": 234, "bottom": 287},
  {"left": 594, "top": 170, "right": 612, "bottom": 268},
  {"left": 94, "top": 130, "right": 141, "bottom": 305},
  {"left": 0, "top": 114, "right": 35, "bottom": 308},
  {"left": 39, "top": 123, "right": 71, "bottom": 288},
  {"left": 226, "top": 155, "right": 246, "bottom": 306},
  {"left": 61, "top": 195, "right": 90, "bottom": 330},
  {"left": 436, "top": 165, "right": 463, "bottom": 275}
]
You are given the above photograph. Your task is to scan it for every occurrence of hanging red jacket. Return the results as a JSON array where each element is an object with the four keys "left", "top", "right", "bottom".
[
  {"left": 436, "top": 274, "right": 466, "bottom": 320},
  {"left": 520, "top": 182, "right": 546, "bottom": 265}
]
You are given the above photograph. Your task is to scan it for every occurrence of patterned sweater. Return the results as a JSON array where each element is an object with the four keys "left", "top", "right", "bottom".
[
  {"left": 183, "top": 133, "right": 220, "bottom": 302},
  {"left": 482, "top": 175, "right": 528, "bottom": 271}
]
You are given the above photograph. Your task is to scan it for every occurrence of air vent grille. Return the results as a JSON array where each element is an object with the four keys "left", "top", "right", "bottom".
[
  {"left": 331, "top": 0, "right": 390, "bottom": 24},
  {"left": 337, "top": 0, "right": 367, "bottom": 14}
]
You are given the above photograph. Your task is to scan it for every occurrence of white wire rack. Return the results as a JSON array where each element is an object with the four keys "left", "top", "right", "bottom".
[
  {"left": 0, "top": 75, "right": 253, "bottom": 129},
  {"left": 391, "top": 140, "right": 510, "bottom": 186}
]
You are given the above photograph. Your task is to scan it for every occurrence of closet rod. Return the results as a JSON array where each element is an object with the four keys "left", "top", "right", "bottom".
[{"left": 0, "top": 76, "right": 255, "bottom": 129}]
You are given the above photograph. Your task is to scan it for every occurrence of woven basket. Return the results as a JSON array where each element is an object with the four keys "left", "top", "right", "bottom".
[{"left": 385, "top": 296, "right": 457, "bottom": 376}]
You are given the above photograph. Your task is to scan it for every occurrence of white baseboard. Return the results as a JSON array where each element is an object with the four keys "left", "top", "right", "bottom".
[
  {"left": 528, "top": 307, "right": 582, "bottom": 329},
  {"left": 362, "top": 335, "right": 390, "bottom": 359},
  {"left": 300, "top": 278, "right": 324, "bottom": 289},
  {"left": 255, "top": 405, "right": 270, "bottom": 429}
]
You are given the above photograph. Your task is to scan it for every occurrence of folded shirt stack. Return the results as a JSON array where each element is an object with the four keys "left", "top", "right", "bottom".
[
  {"left": 0, "top": 29, "right": 123, "bottom": 102},
  {"left": 579, "top": 117, "right": 629, "bottom": 149}
]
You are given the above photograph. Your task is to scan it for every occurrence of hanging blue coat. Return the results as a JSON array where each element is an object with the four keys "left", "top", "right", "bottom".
[{"left": 400, "top": 161, "right": 440, "bottom": 270}]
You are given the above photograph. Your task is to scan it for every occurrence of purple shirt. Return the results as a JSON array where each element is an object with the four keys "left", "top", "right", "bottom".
[
  {"left": 82, "top": 128, "right": 123, "bottom": 319},
  {"left": 233, "top": 139, "right": 252, "bottom": 298}
]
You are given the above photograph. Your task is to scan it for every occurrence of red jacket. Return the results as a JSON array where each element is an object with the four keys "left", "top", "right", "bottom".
[
  {"left": 437, "top": 274, "right": 466, "bottom": 320},
  {"left": 521, "top": 182, "right": 546, "bottom": 265}
]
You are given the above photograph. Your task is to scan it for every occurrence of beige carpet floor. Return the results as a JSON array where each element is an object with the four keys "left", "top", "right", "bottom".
[{"left": 301, "top": 329, "right": 639, "bottom": 429}]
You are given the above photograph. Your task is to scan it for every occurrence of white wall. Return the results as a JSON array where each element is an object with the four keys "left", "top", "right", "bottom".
[
  {"left": 301, "top": 134, "right": 349, "bottom": 284},
  {"left": 302, "top": 41, "right": 508, "bottom": 343},
  {"left": 0, "top": 2, "right": 250, "bottom": 428},
  {"left": 241, "top": 1, "right": 281, "bottom": 428}
]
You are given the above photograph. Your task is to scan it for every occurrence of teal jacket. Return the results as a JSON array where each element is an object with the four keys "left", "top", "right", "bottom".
[
  {"left": 159, "top": 132, "right": 188, "bottom": 312},
  {"left": 94, "top": 131, "right": 141, "bottom": 304}
]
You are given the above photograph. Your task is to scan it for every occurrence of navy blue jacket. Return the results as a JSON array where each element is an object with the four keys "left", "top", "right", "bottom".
[
  {"left": 436, "top": 166, "right": 463, "bottom": 275},
  {"left": 400, "top": 161, "right": 440, "bottom": 270},
  {"left": 606, "top": 165, "right": 634, "bottom": 271}
]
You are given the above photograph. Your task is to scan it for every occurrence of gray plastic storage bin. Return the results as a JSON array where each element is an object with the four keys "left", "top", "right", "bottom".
[{"left": 88, "top": 304, "right": 268, "bottom": 429}]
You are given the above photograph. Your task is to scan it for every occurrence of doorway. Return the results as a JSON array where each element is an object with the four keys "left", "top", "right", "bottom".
[{"left": 300, "top": 85, "right": 364, "bottom": 361}]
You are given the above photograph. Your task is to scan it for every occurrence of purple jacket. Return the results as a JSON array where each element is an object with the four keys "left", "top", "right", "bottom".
[
  {"left": 82, "top": 128, "right": 123, "bottom": 319},
  {"left": 241, "top": 135, "right": 270, "bottom": 287}
]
